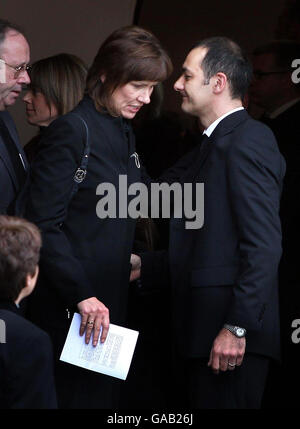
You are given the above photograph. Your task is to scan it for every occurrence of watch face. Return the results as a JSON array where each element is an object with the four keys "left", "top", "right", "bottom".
[{"left": 236, "top": 328, "right": 245, "bottom": 337}]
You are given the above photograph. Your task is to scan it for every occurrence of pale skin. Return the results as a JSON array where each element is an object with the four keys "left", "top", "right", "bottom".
[
  {"left": 0, "top": 82, "right": 16, "bottom": 110},
  {"left": 78, "top": 79, "right": 157, "bottom": 346},
  {"left": 15, "top": 266, "right": 39, "bottom": 305},
  {"left": 0, "top": 30, "right": 30, "bottom": 109},
  {"left": 77, "top": 297, "right": 110, "bottom": 346},
  {"left": 23, "top": 90, "right": 58, "bottom": 127},
  {"left": 130, "top": 47, "right": 247, "bottom": 373},
  {"left": 173, "top": 47, "right": 242, "bottom": 129},
  {"left": 0, "top": 59, "right": 19, "bottom": 110},
  {"left": 20, "top": 269, "right": 106, "bottom": 347}
]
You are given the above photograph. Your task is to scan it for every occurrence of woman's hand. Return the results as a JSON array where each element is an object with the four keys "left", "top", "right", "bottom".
[{"left": 77, "top": 297, "right": 109, "bottom": 346}]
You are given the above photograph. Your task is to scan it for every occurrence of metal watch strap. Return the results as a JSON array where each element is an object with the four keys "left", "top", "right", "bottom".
[{"left": 223, "top": 323, "right": 246, "bottom": 337}]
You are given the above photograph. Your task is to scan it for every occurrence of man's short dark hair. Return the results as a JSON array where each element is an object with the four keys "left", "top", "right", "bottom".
[
  {"left": 0, "top": 18, "right": 24, "bottom": 48},
  {"left": 0, "top": 216, "right": 41, "bottom": 302},
  {"left": 252, "top": 40, "right": 300, "bottom": 70},
  {"left": 194, "top": 37, "right": 253, "bottom": 100}
]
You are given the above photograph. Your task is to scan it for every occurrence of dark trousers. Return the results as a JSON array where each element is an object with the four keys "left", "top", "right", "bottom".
[{"left": 172, "top": 353, "right": 269, "bottom": 409}]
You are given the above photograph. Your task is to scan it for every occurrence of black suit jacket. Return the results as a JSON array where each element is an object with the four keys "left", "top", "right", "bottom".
[
  {"left": 0, "top": 111, "right": 28, "bottom": 214},
  {"left": 261, "top": 101, "right": 300, "bottom": 286},
  {"left": 24, "top": 95, "right": 143, "bottom": 330},
  {"left": 141, "top": 109, "right": 285, "bottom": 361},
  {"left": 0, "top": 301, "right": 57, "bottom": 409},
  {"left": 261, "top": 100, "right": 300, "bottom": 175}
]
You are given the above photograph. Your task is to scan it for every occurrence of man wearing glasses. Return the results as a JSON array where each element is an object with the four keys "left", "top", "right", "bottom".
[
  {"left": 0, "top": 19, "right": 30, "bottom": 214},
  {"left": 250, "top": 41, "right": 300, "bottom": 408}
]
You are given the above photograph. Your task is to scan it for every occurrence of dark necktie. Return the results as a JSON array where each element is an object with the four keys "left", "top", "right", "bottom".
[
  {"left": 200, "top": 133, "right": 210, "bottom": 153},
  {"left": 183, "top": 134, "right": 210, "bottom": 183}
]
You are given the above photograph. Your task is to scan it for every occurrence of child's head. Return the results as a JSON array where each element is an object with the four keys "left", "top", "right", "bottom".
[{"left": 0, "top": 216, "right": 41, "bottom": 304}]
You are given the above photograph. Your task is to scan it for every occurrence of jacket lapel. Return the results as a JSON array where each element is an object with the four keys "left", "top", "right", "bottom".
[
  {"left": 106, "top": 117, "right": 129, "bottom": 169},
  {"left": 0, "top": 111, "right": 28, "bottom": 171},
  {"left": 127, "top": 124, "right": 141, "bottom": 185},
  {"left": 210, "top": 108, "right": 249, "bottom": 140},
  {"left": 186, "top": 109, "right": 249, "bottom": 181},
  {"left": 0, "top": 130, "right": 19, "bottom": 189},
  {"left": 181, "top": 134, "right": 212, "bottom": 183}
]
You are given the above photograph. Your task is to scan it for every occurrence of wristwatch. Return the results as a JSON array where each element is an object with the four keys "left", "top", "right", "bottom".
[{"left": 223, "top": 324, "right": 246, "bottom": 338}]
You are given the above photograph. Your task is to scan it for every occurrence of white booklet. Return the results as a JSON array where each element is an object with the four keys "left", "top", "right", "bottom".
[{"left": 60, "top": 313, "right": 139, "bottom": 380}]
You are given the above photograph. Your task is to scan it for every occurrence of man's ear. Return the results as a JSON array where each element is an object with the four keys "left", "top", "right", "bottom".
[
  {"left": 100, "top": 74, "right": 105, "bottom": 83},
  {"left": 26, "top": 266, "right": 39, "bottom": 291},
  {"left": 15, "top": 266, "right": 39, "bottom": 305},
  {"left": 212, "top": 72, "right": 227, "bottom": 94}
]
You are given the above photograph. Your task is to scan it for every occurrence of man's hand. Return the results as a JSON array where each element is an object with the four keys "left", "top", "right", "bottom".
[
  {"left": 77, "top": 297, "right": 109, "bottom": 347},
  {"left": 130, "top": 254, "right": 141, "bottom": 282},
  {"left": 208, "top": 328, "right": 246, "bottom": 374}
]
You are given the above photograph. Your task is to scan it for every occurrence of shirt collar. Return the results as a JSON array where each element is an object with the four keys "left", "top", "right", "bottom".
[{"left": 203, "top": 107, "right": 244, "bottom": 137}]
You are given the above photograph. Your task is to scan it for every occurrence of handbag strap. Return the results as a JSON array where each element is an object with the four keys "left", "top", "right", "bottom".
[{"left": 68, "top": 112, "right": 90, "bottom": 203}]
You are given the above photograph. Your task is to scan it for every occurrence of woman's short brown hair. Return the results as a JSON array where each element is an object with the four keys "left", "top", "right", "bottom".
[
  {"left": 86, "top": 26, "right": 173, "bottom": 115},
  {"left": 0, "top": 216, "right": 41, "bottom": 302},
  {"left": 28, "top": 53, "right": 88, "bottom": 116}
]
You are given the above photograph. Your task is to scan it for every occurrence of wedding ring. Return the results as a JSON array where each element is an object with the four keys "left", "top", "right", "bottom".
[{"left": 228, "top": 362, "right": 236, "bottom": 367}]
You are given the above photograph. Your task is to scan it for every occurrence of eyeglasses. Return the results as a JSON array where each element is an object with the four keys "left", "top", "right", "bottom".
[
  {"left": 253, "top": 70, "right": 290, "bottom": 79},
  {"left": 0, "top": 59, "right": 31, "bottom": 78}
]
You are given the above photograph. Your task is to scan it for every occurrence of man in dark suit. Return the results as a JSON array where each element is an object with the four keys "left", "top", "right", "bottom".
[
  {"left": 0, "top": 215, "right": 57, "bottom": 408},
  {"left": 250, "top": 40, "right": 300, "bottom": 408},
  {"left": 250, "top": 41, "right": 300, "bottom": 168},
  {"left": 131, "top": 37, "right": 285, "bottom": 408},
  {"left": 0, "top": 19, "right": 30, "bottom": 214}
]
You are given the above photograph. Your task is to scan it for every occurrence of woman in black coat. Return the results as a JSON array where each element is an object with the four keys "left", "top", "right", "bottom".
[
  {"left": 23, "top": 53, "right": 87, "bottom": 163},
  {"left": 24, "top": 26, "right": 172, "bottom": 408}
]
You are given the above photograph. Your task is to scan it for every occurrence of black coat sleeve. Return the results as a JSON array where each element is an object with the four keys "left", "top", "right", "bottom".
[
  {"left": 9, "top": 331, "right": 57, "bottom": 409},
  {"left": 225, "top": 124, "right": 285, "bottom": 331},
  {"left": 140, "top": 143, "right": 201, "bottom": 186},
  {"left": 24, "top": 116, "right": 95, "bottom": 307}
]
